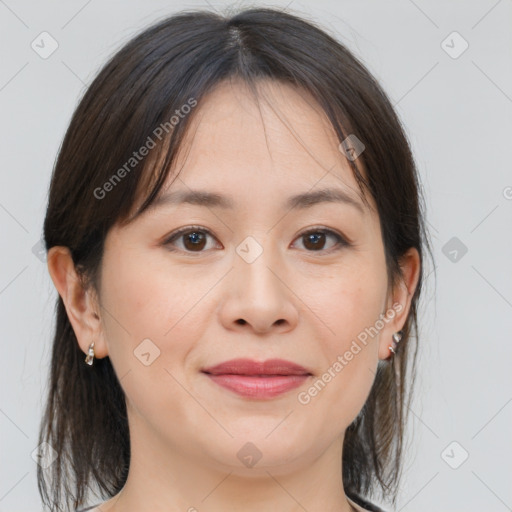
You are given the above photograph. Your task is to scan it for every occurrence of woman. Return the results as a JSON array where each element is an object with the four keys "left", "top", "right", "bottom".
[{"left": 38, "top": 6, "right": 431, "bottom": 512}]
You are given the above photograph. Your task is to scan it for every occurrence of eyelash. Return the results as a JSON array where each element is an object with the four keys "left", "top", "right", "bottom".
[{"left": 162, "top": 225, "right": 351, "bottom": 255}]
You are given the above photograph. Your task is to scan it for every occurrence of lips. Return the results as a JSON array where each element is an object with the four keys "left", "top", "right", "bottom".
[
  {"left": 201, "top": 358, "right": 312, "bottom": 376},
  {"left": 201, "top": 359, "right": 312, "bottom": 399}
]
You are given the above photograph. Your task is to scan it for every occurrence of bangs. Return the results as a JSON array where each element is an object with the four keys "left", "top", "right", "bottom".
[{"left": 118, "top": 74, "right": 374, "bottom": 229}]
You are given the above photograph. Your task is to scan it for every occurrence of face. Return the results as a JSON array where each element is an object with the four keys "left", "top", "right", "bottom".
[{"left": 84, "top": 79, "right": 406, "bottom": 474}]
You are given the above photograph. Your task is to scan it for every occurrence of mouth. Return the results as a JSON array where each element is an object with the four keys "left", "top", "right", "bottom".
[{"left": 201, "top": 358, "right": 312, "bottom": 399}]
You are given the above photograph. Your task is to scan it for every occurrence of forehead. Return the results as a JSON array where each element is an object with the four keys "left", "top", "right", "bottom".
[
  {"left": 182, "top": 80, "right": 343, "bottom": 173},
  {"left": 160, "top": 79, "right": 372, "bottom": 209}
]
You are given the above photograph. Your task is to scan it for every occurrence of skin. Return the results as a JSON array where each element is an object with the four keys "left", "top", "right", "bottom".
[{"left": 47, "top": 79, "right": 420, "bottom": 512}]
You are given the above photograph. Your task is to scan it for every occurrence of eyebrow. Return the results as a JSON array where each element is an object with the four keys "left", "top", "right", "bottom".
[{"left": 149, "top": 187, "right": 365, "bottom": 214}]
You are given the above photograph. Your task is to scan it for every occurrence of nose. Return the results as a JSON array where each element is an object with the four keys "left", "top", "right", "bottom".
[{"left": 218, "top": 242, "right": 299, "bottom": 335}]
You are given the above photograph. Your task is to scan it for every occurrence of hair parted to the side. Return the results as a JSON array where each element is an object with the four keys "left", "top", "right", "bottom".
[{"left": 39, "top": 6, "right": 433, "bottom": 511}]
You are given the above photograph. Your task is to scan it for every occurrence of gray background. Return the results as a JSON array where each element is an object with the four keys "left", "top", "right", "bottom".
[{"left": 1, "top": 0, "right": 511, "bottom": 510}]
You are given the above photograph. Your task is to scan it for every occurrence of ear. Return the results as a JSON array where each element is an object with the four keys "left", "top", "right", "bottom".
[
  {"left": 378, "top": 247, "right": 421, "bottom": 360},
  {"left": 46, "top": 246, "right": 108, "bottom": 359}
]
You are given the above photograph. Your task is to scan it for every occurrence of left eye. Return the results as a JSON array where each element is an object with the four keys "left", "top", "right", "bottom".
[
  {"left": 163, "top": 227, "right": 349, "bottom": 254},
  {"left": 292, "top": 228, "right": 348, "bottom": 252}
]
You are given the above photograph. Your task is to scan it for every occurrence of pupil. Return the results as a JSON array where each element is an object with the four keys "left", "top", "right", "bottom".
[
  {"left": 305, "top": 232, "right": 325, "bottom": 250},
  {"left": 185, "top": 232, "right": 205, "bottom": 250}
]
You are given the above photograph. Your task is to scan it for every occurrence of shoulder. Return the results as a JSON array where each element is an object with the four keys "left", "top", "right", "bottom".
[
  {"left": 76, "top": 506, "right": 102, "bottom": 512},
  {"left": 347, "top": 493, "right": 388, "bottom": 512}
]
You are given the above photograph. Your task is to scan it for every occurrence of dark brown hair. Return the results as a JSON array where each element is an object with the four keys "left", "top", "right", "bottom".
[{"left": 39, "top": 6, "right": 433, "bottom": 511}]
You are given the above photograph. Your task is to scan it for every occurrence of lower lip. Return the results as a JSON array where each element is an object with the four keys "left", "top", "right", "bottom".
[{"left": 204, "top": 373, "right": 310, "bottom": 399}]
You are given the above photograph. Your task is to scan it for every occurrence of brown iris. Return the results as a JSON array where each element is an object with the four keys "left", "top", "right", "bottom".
[
  {"left": 302, "top": 232, "right": 326, "bottom": 251},
  {"left": 183, "top": 231, "right": 207, "bottom": 251}
]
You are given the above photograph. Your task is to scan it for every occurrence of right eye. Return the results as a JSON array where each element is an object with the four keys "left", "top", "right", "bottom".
[{"left": 163, "top": 226, "right": 222, "bottom": 254}]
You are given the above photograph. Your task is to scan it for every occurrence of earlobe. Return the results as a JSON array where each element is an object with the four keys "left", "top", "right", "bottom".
[
  {"left": 378, "top": 247, "right": 421, "bottom": 360},
  {"left": 46, "top": 246, "right": 107, "bottom": 359}
]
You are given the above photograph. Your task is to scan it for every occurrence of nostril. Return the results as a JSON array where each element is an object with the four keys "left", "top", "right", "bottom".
[{"left": 236, "top": 319, "right": 247, "bottom": 325}]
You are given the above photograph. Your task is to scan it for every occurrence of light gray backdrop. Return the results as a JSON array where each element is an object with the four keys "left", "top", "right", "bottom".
[{"left": 1, "top": 0, "right": 511, "bottom": 511}]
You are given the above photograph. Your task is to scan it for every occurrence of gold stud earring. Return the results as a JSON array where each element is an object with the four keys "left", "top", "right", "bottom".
[{"left": 85, "top": 341, "right": 95, "bottom": 366}]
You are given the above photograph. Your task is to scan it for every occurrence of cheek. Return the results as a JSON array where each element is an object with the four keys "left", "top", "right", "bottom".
[
  {"left": 98, "top": 251, "right": 214, "bottom": 381},
  {"left": 98, "top": 256, "right": 212, "bottom": 433},
  {"left": 296, "top": 263, "right": 386, "bottom": 419},
  {"left": 300, "top": 260, "right": 387, "bottom": 344}
]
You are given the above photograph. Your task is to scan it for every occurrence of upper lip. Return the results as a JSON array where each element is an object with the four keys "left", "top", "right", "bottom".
[{"left": 202, "top": 358, "right": 312, "bottom": 376}]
